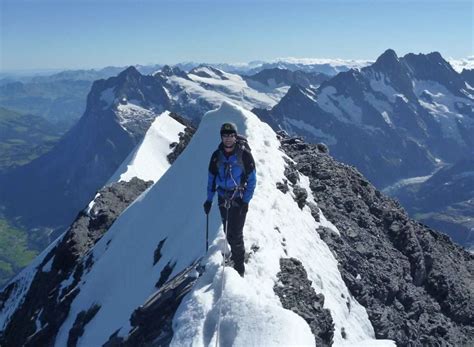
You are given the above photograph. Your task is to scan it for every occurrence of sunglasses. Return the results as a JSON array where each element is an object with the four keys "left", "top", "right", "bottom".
[{"left": 222, "top": 133, "right": 236, "bottom": 138}]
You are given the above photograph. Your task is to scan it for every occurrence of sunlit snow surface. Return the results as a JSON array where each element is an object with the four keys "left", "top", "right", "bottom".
[{"left": 107, "top": 110, "right": 185, "bottom": 183}]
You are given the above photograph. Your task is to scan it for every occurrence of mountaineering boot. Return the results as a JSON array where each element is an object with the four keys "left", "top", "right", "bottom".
[{"left": 234, "top": 262, "right": 245, "bottom": 277}]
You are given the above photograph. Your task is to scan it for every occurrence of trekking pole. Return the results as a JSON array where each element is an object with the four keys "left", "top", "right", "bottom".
[
  {"left": 206, "top": 213, "right": 209, "bottom": 252},
  {"left": 216, "top": 198, "right": 230, "bottom": 347}
]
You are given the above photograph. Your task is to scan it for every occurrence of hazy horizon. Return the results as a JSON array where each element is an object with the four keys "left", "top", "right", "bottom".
[{"left": 1, "top": 0, "right": 472, "bottom": 72}]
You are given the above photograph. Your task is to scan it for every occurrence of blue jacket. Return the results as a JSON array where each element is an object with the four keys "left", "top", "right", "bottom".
[{"left": 207, "top": 145, "right": 256, "bottom": 203}]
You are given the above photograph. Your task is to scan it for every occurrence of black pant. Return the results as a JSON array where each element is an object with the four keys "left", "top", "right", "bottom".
[{"left": 218, "top": 195, "right": 247, "bottom": 268}]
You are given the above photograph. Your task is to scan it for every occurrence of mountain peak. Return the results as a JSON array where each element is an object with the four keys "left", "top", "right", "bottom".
[
  {"left": 402, "top": 51, "right": 466, "bottom": 95},
  {"left": 118, "top": 66, "right": 142, "bottom": 80},
  {"left": 373, "top": 49, "right": 400, "bottom": 68},
  {"left": 403, "top": 51, "right": 453, "bottom": 71},
  {"left": 189, "top": 65, "right": 229, "bottom": 80},
  {"left": 155, "top": 65, "right": 189, "bottom": 80}
]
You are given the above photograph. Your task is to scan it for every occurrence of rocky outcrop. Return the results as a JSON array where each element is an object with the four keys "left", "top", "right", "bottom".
[
  {"left": 280, "top": 134, "right": 474, "bottom": 346},
  {"left": 167, "top": 112, "right": 197, "bottom": 164},
  {"left": 274, "top": 258, "right": 334, "bottom": 346}
]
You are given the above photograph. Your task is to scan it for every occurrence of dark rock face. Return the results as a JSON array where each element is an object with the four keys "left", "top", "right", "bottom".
[
  {"left": 280, "top": 135, "right": 474, "bottom": 346},
  {"left": 167, "top": 112, "right": 197, "bottom": 165},
  {"left": 155, "top": 261, "right": 176, "bottom": 288},
  {"left": 276, "top": 180, "right": 290, "bottom": 194},
  {"left": 403, "top": 52, "right": 467, "bottom": 97},
  {"left": 54, "top": 177, "right": 154, "bottom": 270},
  {"left": 157, "top": 65, "right": 190, "bottom": 80},
  {"left": 153, "top": 238, "right": 167, "bottom": 266},
  {"left": 0, "top": 178, "right": 153, "bottom": 347},
  {"left": 274, "top": 258, "right": 334, "bottom": 346},
  {"left": 461, "top": 68, "right": 474, "bottom": 87},
  {"left": 67, "top": 304, "right": 101, "bottom": 347}
]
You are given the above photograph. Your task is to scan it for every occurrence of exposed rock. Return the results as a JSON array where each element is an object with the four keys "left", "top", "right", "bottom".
[
  {"left": 317, "top": 143, "right": 329, "bottom": 154},
  {"left": 155, "top": 261, "right": 176, "bottom": 289},
  {"left": 276, "top": 179, "right": 290, "bottom": 194},
  {"left": 153, "top": 238, "right": 167, "bottom": 266},
  {"left": 167, "top": 112, "right": 197, "bottom": 164},
  {"left": 274, "top": 258, "right": 334, "bottom": 346},
  {"left": 283, "top": 157, "right": 300, "bottom": 185},
  {"left": 293, "top": 185, "right": 308, "bottom": 209},
  {"left": 281, "top": 137, "right": 474, "bottom": 346},
  {"left": 67, "top": 304, "right": 101, "bottom": 347}
]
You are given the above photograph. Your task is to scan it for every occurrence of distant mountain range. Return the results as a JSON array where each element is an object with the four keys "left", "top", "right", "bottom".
[{"left": 254, "top": 49, "right": 473, "bottom": 189}]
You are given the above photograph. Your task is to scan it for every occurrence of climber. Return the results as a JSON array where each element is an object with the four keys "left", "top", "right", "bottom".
[{"left": 203, "top": 122, "right": 257, "bottom": 277}]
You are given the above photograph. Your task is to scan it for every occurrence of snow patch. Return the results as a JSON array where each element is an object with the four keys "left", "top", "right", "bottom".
[
  {"left": 363, "top": 92, "right": 393, "bottom": 116},
  {"left": 107, "top": 111, "right": 185, "bottom": 183},
  {"left": 318, "top": 86, "right": 363, "bottom": 123},
  {"left": 413, "top": 79, "right": 474, "bottom": 143},
  {"left": 116, "top": 102, "right": 156, "bottom": 129},
  {"left": 367, "top": 71, "right": 401, "bottom": 103},
  {"left": 284, "top": 117, "right": 338, "bottom": 145},
  {"left": 169, "top": 70, "right": 286, "bottom": 113},
  {"left": 86, "top": 193, "right": 101, "bottom": 216},
  {"left": 381, "top": 111, "right": 392, "bottom": 125}
]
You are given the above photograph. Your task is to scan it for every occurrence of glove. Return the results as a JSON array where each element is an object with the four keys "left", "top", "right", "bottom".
[
  {"left": 203, "top": 200, "right": 212, "bottom": 214},
  {"left": 241, "top": 202, "right": 249, "bottom": 214}
]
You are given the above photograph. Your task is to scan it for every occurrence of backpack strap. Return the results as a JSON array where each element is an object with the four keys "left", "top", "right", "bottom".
[
  {"left": 238, "top": 146, "right": 255, "bottom": 187},
  {"left": 209, "top": 150, "right": 220, "bottom": 192}
]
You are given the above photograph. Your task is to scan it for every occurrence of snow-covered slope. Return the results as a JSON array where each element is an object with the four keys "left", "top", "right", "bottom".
[
  {"left": 43, "top": 102, "right": 392, "bottom": 346},
  {"left": 160, "top": 65, "right": 288, "bottom": 120},
  {"left": 107, "top": 111, "right": 186, "bottom": 183}
]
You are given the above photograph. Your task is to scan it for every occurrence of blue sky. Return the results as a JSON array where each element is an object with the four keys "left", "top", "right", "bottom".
[{"left": 1, "top": 0, "right": 472, "bottom": 71}]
